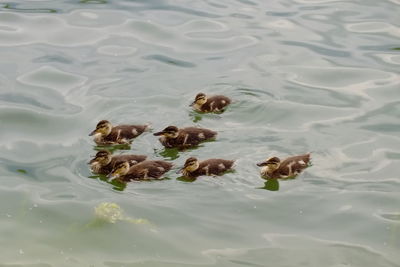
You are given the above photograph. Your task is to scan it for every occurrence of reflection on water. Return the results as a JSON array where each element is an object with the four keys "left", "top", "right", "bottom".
[
  {"left": 80, "top": 0, "right": 108, "bottom": 4},
  {"left": 94, "top": 144, "right": 131, "bottom": 153},
  {"left": 176, "top": 176, "right": 197, "bottom": 183},
  {"left": 88, "top": 174, "right": 127, "bottom": 191},
  {"left": 259, "top": 179, "right": 280, "bottom": 191},
  {"left": 16, "top": 168, "right": 28, "bottom": 174},
  {"left": 1, "top": 3, "right": 58, "bottom": 13},
  {"left": 155, "top": 140, "right": 217, "bottom": 160},
  {"left": 156, "top": 147, "right": 180, "bottom": 160},
  {"left": 189, "top": 110, "right": 224, "bottom": 122}
]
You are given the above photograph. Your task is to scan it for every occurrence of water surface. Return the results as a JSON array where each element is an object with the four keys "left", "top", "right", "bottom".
[{"left": 1, "top": 0, "right": 400, "bottom": 266}]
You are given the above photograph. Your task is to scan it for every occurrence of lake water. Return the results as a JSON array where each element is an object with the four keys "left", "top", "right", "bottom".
[{"left": 1, "top": 0, "right": 399, "bottom": 266}]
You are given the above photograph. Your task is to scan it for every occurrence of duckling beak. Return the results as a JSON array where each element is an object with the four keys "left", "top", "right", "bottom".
[
  {"left": 176, "top": 167, "right": 184, "bottom": 174},
  {"left": 88, "top": 158, "right": 96, "bottom": 164},
  {"left": 107, "top": 172, "right": 116, "bottom": 179},
  {"left": 257, "top": 162, "right": 267, "bottom": 167},
  {"left": 88, "top": 129, "right": 97, "bottom": 136},
  {"left": 189, "top": 101, "right": 195, "bottom": 107},
  {"left": 153, "top": 131, "right": 165, "bottom": 136}
]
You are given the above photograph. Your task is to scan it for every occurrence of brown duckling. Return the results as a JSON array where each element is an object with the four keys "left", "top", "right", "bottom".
[
  {"left": 153, "top": 125, "right": 217, "bottom": 149},
  {"left": 257, "top": 153, "right": 311, "bottom": 179},
  {"left": 109, "top": 160, "right": 173, "bottom": 181},
  {"left": 178, "top": 157, "right": 235, "bottom": 178},
  {"left": 190, "top": 92, "right": 231, "bottom": 112},
  {"left": 88, "top": 150, "right": 147, "bottom": 175},
  {"left": 89, "top": 120, "right": 149, "bottom": 145}
]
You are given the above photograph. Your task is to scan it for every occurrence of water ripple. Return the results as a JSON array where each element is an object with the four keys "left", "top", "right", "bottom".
[
  {"left": 144, "top": 54, "right": 196, "bottom": 68},
  {"left": 202, "top": 234, "right": 399, "bottom": 267},
  {"left": 117, "top": 19, "right": 258, "bottom": 53},
  {"left": 17, "top": 66, "right": 87, "bottom": 93},
  {"left": 97, "top": 45, "right": 137, "bottom": 56},
  {"left": 282, "top": 66, "right": 400, "bottom": 100},
  {"left": 1, "top": 3, "right": 58, "bottom": 13},
  {"left": 346, "top": 21, "right": 400, "bottom": 38},
  {"left": 281, "top": 40, "right": 350, "bottom": 57}
]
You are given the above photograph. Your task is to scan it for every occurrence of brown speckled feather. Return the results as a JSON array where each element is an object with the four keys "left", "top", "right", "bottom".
[
  {"left": 94, "top": 154, "right": 147, "bottom": 175},
  {"left": 270, "top": 154, "right": 311, "bottom": 178},
  {"left": 186, "top": 159, "right": 234, "bottom": 178},
  {"left": 98, "top": 125, "right": 148, "bottom": 145},
  {"left": 159, "top": 127, "right": 217, "bottom": 148},
  {"left": 199, "top": 95, "right": 231, "bottom": 112},
  {"left": 120, "top": 160, "right": 173, "bottom": 181}
]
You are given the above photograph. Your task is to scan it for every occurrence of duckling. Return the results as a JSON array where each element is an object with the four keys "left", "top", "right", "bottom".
[
  {"left": 257, "top": 153, "right": 311, "bottom": 179},
  {"left": 88, "top": 150, "right": 147, "bottom": 175},
  {"left": 178, "top": 157, "right": 235, "bottom": 178},
  {"left": 190, "top": 92, "right": 231, "bottom": 112},
  {"left": 89, "top": 120, "right": 149, "bottom": 145},
  {"left": 153, "top": 125, "right": 217, "bottom": 149},
  {"left": 109, "top": 160, "right": 173, "bottom": 181}
]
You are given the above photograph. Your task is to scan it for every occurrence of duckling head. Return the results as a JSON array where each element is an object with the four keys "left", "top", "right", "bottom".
[
  {"left": 257, "top": 157, "right": 281, "bottom": 174},
  {"left": 89, "top": 150, "right": 112, "bottom": 164},
  {"left": 178, "top": 157, "right": 200, "bottom": 176},
  {"left": 89, "top": 120, "right": 112, "bottom": 137},
  {"left": 108, "top": 160, "right": 130, "bottom": 179},
  {"left": 190, "top": 93, "right": 207, "bottom": 107},
  {"left": 153, "top": 126, "right": 179, "bottom": 138}
]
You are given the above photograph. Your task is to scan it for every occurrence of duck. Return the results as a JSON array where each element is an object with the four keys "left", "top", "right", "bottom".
[
  {"left": 108, "top": 159, "right": 173, "bottom": 181},
  {"left": 190, "top": 92, "right": 231, "bottom": 112},
  {"left": 256, "top": 153, "right": 311, "bottom": 179},
  {"left": 178, "top": 157, "right": 235, "bottom": 178},
  {"left": 153, "top": 125, "right": 217, "bottom": 149},
  {"left": 89, "top": 120, "right": 149, "bottom": 145},
  {"left": 88, "top": 150, "right": 147, "bottom": 175}
]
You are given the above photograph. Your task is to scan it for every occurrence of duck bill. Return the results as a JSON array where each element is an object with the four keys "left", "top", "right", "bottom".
[
  {"left": 153, "top": 131, "right": 165, "bottom": 136},
  {"left": 189, "top": 101, "right": 195, "bottom": 107},
  {"left": 88, "top": 129, "right": 97, "bottom": 136},
  {"left": 176, "top": 168, "right": 184, "bottom": 174},
  {"left": 257, "top": 162, "right": 267, "bottom": 167},
  {"left": 88, "top": 158, "right": 96, "bottom": 164}
]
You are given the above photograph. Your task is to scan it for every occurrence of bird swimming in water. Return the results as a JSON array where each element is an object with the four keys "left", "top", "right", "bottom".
[
  {"left": 153, "top": 125, "right": 217, "bottom": 149},
  {"left": 88, "top": 150, "right": 147, "bottom": 175},
  {"left": 178, "top": 157, "right": 235, "bottom": 178},
  {"left": 108, "top": 160, "right": 173, "bottom": 181},
  {"left": 256, "top": 153, "right": 311, "bottom": 179},
  {"left": 89, "top": 120, "right": 149, "bottom": 145},
  {"left": 190, "top": 93, "right": 231, "bottom": 113}
]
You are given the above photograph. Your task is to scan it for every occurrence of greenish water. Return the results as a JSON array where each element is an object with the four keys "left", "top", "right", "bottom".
[{"left": 1, "top": 0, "right": 400, "bottom": 266}]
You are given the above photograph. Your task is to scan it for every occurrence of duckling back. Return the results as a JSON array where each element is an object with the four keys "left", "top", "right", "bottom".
[
  {"left": 100, "top": 124, "right": 149, "bottom": 145},
  {"left": 200, "top": 95, "right": 231, "bottom": 112},
  {"left": 122, "top": 160, "right": 173, "bottom": 181},
  {"left": 271, "top": 153, "right": 311, "bottom": 179},
  {"left": 160, "top": 127, "right": 217, "bottom": 148},
  {"left": 188, "top": 158, "right": 234, "bottom": 178}
]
